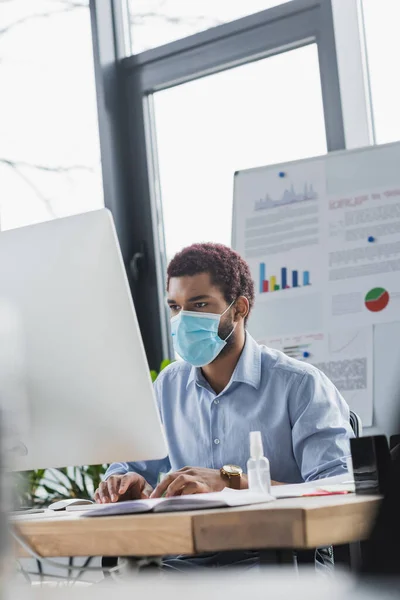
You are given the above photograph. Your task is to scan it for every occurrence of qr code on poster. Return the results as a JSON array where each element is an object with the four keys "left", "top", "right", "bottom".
[{"left": 314, "top": 358, "right": 367, "bottom": 391}]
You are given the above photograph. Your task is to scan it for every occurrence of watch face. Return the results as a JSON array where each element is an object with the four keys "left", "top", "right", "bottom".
[{"left": 223, "top": 464, "right": 242, "bottom": 476}]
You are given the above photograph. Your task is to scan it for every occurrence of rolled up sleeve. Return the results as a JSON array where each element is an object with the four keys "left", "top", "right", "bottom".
[
  {"left": 104, "top": 457, "right": 171, "bottom": 488},
  {"left": 290, "top": 368, "right": 353, "bottom": 481}
]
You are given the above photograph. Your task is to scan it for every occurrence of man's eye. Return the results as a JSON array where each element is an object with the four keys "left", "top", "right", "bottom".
[
  {"left": 194, "top": 302, "right": 207, "bottom": 308},
  {"left": 169, "top": 305, "right": 180, "bottom": 312}
]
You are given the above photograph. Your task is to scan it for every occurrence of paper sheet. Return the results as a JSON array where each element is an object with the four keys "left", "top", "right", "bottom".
[
  {"left": 84, "top": 489, "right": 274, "bottom": 517},
  {"left": 234, "top": 160, "right": 327, "bottom": 338},
  {"left": 325, "top": 185, "right": 400, "bottom": 328},
  {"left": 272, "top": 473, "right": 355, "bottom": 499},
  {"left": 233, "top": 160, "right": 400, "bottom": 432},
  {"left": 318, "top": 327, "right": 373, "bottom": 427},
  {"left": 264, "top": 326, "right": 374, "bottom": 427}
]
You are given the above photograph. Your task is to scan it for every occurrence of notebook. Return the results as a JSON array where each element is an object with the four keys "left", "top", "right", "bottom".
[
  {"left": 271, "top": 474, "right": 355, "bottom": 499},
  {"left": 82, "top": 489, "right": 273, "bottom": 517}
]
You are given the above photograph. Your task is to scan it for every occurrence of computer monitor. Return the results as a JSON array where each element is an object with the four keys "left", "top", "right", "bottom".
[{"left": 0, "top": 209, "right": 167, "bottom": 471}]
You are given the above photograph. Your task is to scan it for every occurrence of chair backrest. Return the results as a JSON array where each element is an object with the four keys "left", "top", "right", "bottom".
[
  {"left": 390, "top": 434, "right": 400, "bottom": 450},
  {"left": 349, "top": 410, "right": 362, "bottom": 438}
]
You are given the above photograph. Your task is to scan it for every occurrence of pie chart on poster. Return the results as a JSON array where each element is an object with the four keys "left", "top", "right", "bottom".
[{"left": 365, "top": 287, "right": 390, "bottom": 312}]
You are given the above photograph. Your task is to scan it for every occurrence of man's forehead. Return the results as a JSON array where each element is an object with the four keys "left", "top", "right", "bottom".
[{"left": 168, "top": 273, "right": 222, "bottom": 298}]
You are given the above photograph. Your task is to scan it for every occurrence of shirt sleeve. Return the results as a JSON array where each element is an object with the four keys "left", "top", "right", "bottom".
[
  {"left": 104, "top": 374, "right": 171, "bottom": 488},
  {"left": 104, "top": 457, "right": 171, "bottom": 488},
  {"left": 289, "top": 368, "right": 353, "bottom": 481}
]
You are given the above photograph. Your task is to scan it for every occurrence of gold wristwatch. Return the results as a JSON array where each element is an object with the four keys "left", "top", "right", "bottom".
[{"left": 220, "top": 464, "right": 243, "bottom": 490}]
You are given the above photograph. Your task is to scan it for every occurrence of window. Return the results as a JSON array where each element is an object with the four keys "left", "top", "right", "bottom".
[
  {"left": 129, "top": 0, "right": 293, "bottom": 54},
  {"left": 153, "top": 44, "right": 327, "bottom": 261},
  {"left": 362, "top": 0, "right": 400, "bottom": 144},
  {"left": 0, "top": 0, "right": 103, "bottom": 231}
]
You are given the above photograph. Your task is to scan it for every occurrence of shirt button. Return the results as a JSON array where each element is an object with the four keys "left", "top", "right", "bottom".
[
  {"left": 214, "top": 438, "right": 220, "bottom": 445},
  {"left": 214, "top": 399, "right": 219, "bottom": 405}
]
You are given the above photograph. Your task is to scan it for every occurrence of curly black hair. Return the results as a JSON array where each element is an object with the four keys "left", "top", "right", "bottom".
[{"left": 167, "top": 243, "right": 255, "bottom": 318}]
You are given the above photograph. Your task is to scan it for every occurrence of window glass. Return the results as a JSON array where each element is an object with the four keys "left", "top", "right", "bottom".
[
  {"left": 362, "top": 0, "right": 400, "bottom": 144},
  {"left": 153, "top": 45, "right": 327, "bottom": 261},
  {"left": 0, "top": 0, "right": 103, "bottom": 231},
  {"left": 129, "top": 0, "right": 293, "bottom": 53}
]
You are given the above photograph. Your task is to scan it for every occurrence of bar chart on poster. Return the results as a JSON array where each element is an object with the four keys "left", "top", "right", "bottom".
[
  {"left": 232, "top": 141, "right": 400, "bottom": 429},
  {"left": 258, "top": 263, "right": 311, "bottom": 293}
]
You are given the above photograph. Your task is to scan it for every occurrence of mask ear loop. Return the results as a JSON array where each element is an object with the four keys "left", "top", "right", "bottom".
[
  {"left": 220, "top": 299, "right": 236, "bottom": 317},
  {"left": 223, "top": 321, "right": 237, "bottom": 342},
  {"left": 222, "top": 296, "right": 249, "bottom": 318},
  {"left": 220, "top": 299, "right": 238, "bottom": 342},
  {"left": 222, "top": 296, "right": 249, "bottom": 339}
]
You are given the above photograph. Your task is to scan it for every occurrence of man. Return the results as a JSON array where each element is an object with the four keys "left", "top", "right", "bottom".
[{"left": 95, "top": 242, "right": 352, "bottom": 504}]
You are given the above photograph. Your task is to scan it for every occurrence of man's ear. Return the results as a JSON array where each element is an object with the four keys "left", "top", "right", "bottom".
[{"left": 234, "top": 296, "right": 249, "bottom": 321}]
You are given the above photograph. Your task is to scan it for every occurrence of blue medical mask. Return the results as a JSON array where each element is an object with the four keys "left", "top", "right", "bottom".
[{"left": 171, "top": 301, "right": 236, "bottom": 367}]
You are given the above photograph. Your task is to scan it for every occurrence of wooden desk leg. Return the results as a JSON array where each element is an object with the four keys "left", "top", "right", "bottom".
[
  {"left": 276, "top": 550, "right": 297, "bottom": 567},
  {"left": 101, "top": 556, "right": 118, "bottom": 577},
  {"left": 259, "top": 550, "right": 297, "bottom": 567},
  {"left": 349, "top": 542, "right": 362, "bottom": 571}
]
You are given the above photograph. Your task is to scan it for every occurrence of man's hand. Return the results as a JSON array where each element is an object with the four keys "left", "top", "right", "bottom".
[
  {"left": 94, "top": 473, "right": 153, "bottom": 504},
  {"left": 150, "top": 467, "right": 225, "bottom": 498}
]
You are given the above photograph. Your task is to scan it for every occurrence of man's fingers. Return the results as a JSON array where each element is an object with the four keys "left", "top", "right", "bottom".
[
  {"left": 150, "top": 473, "right": 175, "bottom": 498},
  {"left": 118, "top": 474, "right": 138, "bottom": 496},
  {"left": 95, "top": 474, "right": 153, "bottom": 503},
  {"left": 107, "top": 477, "right": 120, "bottom": 503},
  {"left": 98, "top": 481, "right": 111, "bottom": 504},
  {"left": 118, "top": 477, "right": 129, "bottom": 495},
  {"left": 178, "top": 466, "right": 195, "bottom": 476},
  {"left": 140, "top": 483, "right": 154, "bottom": 499},
  {"left": 180, "top": 481, "right": 207, "bottom": 495},
  {"left": 165, "top": 474, "right": 193, "bottom": 497}
]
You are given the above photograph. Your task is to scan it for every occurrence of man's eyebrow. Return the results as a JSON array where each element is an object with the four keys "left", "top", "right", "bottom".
[
  {"left": 187, "top": 295, "right": 213, "bottom": 302},
  {"left": 167, "top": 294, "right": 212, "bottom": 304}
]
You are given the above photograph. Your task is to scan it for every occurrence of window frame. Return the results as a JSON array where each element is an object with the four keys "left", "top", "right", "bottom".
[{"left": 90, "top": 0, "right": 347, "bottom": 366}]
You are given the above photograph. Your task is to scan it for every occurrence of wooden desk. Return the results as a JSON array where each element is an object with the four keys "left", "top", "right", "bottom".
[
  {"left": 194, "top": 494, "right": 380, "bottom": 553},
  {"left": 12, "top": 494, "right": 380, "bottom": 559}
]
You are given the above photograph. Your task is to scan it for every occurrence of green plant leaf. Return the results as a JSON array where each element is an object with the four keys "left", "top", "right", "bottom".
[
  {"left": 160, "top": 359, "right": 173, "bottom": 372},
  {"left": 80, "top": 472, "right": 90, "bottom": 498},
  {"left": 40, "top": 478, "right": 71, "bottom": 495},
  {"left": 20, "top": 461, "right": 107, "bottom": 506},
  {"left": 42, "top": 485, "right": 70, "bottom": 500}
]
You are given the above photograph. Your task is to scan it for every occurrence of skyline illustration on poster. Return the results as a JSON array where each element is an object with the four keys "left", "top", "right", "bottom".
[{"left": 254, "top": 182, "right": 318, "bottom": 211}]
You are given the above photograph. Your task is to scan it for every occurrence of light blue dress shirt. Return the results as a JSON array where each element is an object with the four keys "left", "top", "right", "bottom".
[{"left": 105, "top": 333, "right": 352, "bottom": 487}]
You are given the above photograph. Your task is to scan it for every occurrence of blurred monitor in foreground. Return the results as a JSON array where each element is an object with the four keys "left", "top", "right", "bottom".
[{"left": 0, "top": 209, "right": 167, "bottom": 471}]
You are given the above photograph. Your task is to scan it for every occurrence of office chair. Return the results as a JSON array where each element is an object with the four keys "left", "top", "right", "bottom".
[
  {"left": 360, "top": 412, "right": 400, "bottom": 575},
  {"left": 297, "top": 410, "right": 363, "bottom": 570},
  {"left": 329, "top": 409, "right": 365, "bottom": 570},
  {"left": 350, "top": 410, "right": 363, "bottom": 438}
]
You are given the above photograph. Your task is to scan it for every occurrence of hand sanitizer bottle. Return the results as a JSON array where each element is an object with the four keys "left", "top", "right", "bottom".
[{"left": 247, "top": 431, "right": 271, "bottom": 494}]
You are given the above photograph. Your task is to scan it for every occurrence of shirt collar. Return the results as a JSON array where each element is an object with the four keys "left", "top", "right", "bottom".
[{"left": 186, "top": 332, "right": 262, "bottom": 391}]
